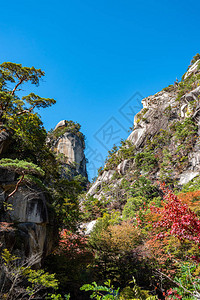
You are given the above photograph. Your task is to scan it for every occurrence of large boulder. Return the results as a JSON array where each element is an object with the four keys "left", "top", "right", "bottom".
[{"left": 0, "top": 171, "right": 57, "bottom": 262}]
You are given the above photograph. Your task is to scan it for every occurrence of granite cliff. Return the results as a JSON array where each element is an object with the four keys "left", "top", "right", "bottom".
[
  {"left": 85, "top": 55, "right": 200, "bottom": 215},
  {"left": 49, "top": 120, "right": 87, "bottom": 180},
  {"left": 0, "top": 160, "right": 56, "bottom": 262},
  {"left": 0, "top": 118, "right": 87, "bottom": 262}
]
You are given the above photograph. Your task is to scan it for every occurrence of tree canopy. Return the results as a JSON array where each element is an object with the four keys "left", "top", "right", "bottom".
[{"left": 0, "top": 62, "right": 55, "bottom": 125}]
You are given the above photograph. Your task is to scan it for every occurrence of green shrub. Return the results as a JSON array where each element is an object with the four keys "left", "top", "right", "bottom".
[
  {"left": 180, "top": 176, "right": 200, "bottom": 193},
  {"left": 173, "top": 118, "right": 198, "bottom": 143},
  {"left": 48, "top": 120, "right": 85, "bottom": 148},
  {"left": 81, "top": 195, "right": 110, "bottom": 221},
  {"left": 122, "top": 176, "right": 159, "bottom": 200},
  {"left": 189, "top": 53, "right": 200, "bottom": 68},
  {"left": 80, "top": 280, "right": 120, "bottom": 299},
  {"left": 162, "top": 84, "right": 176, "bottom": 93},
  {"left": 122, "top": 196, "right": 146, "bottom": 219},
  {"left": 178, "top": 72, "right": 200, "bottom": 101},
  {"left": 135, "top": 151, "right": 158, "bottom": 172},
  {"left": 146, "top": 129, "right": 171, "bottom": 151}
]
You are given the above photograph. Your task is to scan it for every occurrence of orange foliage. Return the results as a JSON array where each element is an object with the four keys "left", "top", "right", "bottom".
[
  {"left": 178, "top": 190, "right": 200, "bottom": 215},
  {"left": 145, "top": 236, "right": 178, "bottom": 275},
  {"left": 99, "top": 221, "right": 143, "bottom": 253}
]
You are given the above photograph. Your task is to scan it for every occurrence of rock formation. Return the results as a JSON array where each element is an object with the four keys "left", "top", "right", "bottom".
[
  {"left": 0, "top": 168, "right": 56, "bottom": 262},
  {"left": 50, "top": 120, "right": 87, "bottom": 179},
  {"left": 86, "top": 58, "right": 200, "bottom": 210},
  {"left": 0, "top": 118, "right": 87, "bottom": 262}
]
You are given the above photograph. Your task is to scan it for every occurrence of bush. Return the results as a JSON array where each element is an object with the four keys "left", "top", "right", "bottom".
[
  {"left": 122, "top": 196, "right": 146, "bottom": 220},
  {"left": 81, "top": 195, "right": 110, "bottom": 221},
  {"left": 135, "top": 151, "right": 158, "bottom": 173}
]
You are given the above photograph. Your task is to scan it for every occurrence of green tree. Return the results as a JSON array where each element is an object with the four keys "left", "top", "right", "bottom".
[
  {"left": 0, "top": 62, "right": 58, "bottom": 181},
  {"left": 0, "top": 158, "right": 44, "bottom": 203},
  {"left": 0, "top": 249, "right": 62, "bottom": 300},
  {"left": 0, "top": 62, "right": 55, "bottom": 124}
]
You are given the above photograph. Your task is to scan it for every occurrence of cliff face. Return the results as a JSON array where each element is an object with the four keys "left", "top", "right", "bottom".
[
  {"left": 0, "top": 169, "right": 55, "bottom": 262},
  {"left": 86, "top": 58, "right": 200, "bottom": 211},
  {"left": 51, "top": 120, "right": 87, "bottom": 179},
  {"left": 0, "top": 119, "right": 87, "bottom": 261}
]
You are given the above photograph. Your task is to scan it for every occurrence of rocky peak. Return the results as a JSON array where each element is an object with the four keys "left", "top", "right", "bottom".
[
  {"left": 86, "top": 55, "right": 200, "bottom": 210},
  {"left": 50, "top": 120, "right": 88, "bottom": 179}
]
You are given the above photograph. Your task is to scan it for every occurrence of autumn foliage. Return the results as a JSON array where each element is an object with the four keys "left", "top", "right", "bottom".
[
  {"left": 150, "top": 183, "right": 200, "bottom": 246},
  {"left": 55, "top": 229, "right": 93, "bottom": 260}
]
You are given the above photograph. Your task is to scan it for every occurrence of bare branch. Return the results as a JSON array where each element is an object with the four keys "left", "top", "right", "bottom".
[
  {"left": 156, "top": 269, "right": 200, "bottom": 298},
  {"left": 11, "top": 78, "right": 24, "bottom": 96},
  {"left": 16, "top": 104, "right": 37, "bottom": 116},
  {"left": 6, "top": 172, "right": 24, "bottom": 201}
]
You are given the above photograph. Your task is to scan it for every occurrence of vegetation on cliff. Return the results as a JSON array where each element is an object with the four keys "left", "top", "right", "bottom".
[
  {"left": 77, "top": 54, "right": 200, "bottom": 300},
  {"left": 0, "top": 62, "right": 87, "bottom": 298},
  {"left": 1, "top": 55, "right": 200, "bottom": 299}
]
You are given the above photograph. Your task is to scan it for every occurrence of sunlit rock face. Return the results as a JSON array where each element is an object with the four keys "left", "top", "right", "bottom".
[
  {"left": 52, "top": 120, "right": 87, "bottom": 179},
  {"left": 86, "top": 59, "right": 200, "bottom": 204},
  {"left": 184, "top": 59, "right": 200, "bottom": 80}
]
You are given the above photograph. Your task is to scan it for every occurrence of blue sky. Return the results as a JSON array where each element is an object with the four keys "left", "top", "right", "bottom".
[{"left": 1, "top": 0, "right": 200, "bottom": 179}]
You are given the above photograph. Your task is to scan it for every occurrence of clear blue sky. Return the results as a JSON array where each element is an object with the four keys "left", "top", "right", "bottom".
[{"left": 1, "top": 0, "right": 200, "bottom": 179}]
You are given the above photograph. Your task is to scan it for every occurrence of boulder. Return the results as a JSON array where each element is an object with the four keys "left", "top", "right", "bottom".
[
  {"left": 0, "top": 176, "right": 56, "bottom": 261},
  {"left": 179, "top": 171, "right": 199, "bottom": 185},
  {"left": 117, "top": 160, "right": 130, "bottom": 175}
]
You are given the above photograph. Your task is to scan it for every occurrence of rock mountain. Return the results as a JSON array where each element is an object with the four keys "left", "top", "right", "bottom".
[
  {"left": 0, "top": 120, "right": 87, "bottom": 261},
  {"left": 86, "top": 55, "right": 200, "bottom": 214},
  {"left": 50, "top": 120, "right": 87, "bottom": 179}
]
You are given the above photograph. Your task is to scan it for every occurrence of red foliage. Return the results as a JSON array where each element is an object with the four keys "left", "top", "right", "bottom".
[
  {"left": 55, "top": 229, "right": 93, "bottom": 260},
  {"left": 151, "top": 183, "right": 200, "bottom": 245},
  {"left": 166, "top": 288, "right": 182, "bottom": 299}
]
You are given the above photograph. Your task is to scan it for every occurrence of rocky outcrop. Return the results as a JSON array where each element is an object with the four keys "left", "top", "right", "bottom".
[
  {"left": 0, "top": 118, "right": 88, "bottom": 262},
  {"left": 0, "top": 169, "right": 56, "bottom": 262},
  {"left": 117, "top": 160, "right": 130, "bottom": 175},
  {"left": 51, "top": 120, "right": 87, "bottom": 179},
  {"left": 184, "top": 59, "right": 200, "bottom": 80},
  {"left": 86, "top": 58, "right": 200, "bottom": 203},
  {"left": 87, "top": 170, "right": 115, "bottom": 196}
]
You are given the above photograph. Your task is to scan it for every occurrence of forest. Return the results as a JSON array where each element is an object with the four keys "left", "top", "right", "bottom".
[{"left": 0, "top": 56, "right": 200, "bottom": 300}]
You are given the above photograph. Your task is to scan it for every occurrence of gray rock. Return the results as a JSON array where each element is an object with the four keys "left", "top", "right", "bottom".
[
  {"left": 81, "top": 220, "right": 97, "bottom": 235},
  {"left": 117, "top": 160, "right": 130, "bottom": 175},
  {"left": 85, "top": 61, "right": 200, "bottom": 207},
  {"left": 0, "top": 183, "right": 56, "bottom": 261},
  {"left": 8, "top": 186, "right": 48, "bottom": 223},
  {"left": 0, "top": 169, "right": 16, "bottom": 183},
  {"left": 184, "top": 60, "right": 200, "bottom": 80},
  {"left": 52, "top": 121, "right": 87, "bottom": 179},
  {"left": 184, "top": 86, "right": 200, "bottom": 103},
  {"left": 179, "top": 171, "right": 199, "bottom": 185},
  {"left": 54, "top": 120, "right": 66, "bottom": 130},
  {"left": 87, "top": 170, "right": 115, "bottom": 196}
]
